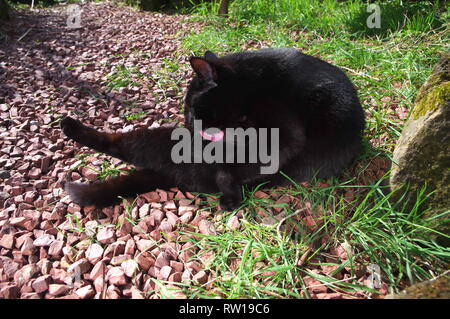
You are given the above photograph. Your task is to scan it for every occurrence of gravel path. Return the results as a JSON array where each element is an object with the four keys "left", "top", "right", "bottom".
[{"left": 0, "top": 2, "right": 212, "bottom": 299}]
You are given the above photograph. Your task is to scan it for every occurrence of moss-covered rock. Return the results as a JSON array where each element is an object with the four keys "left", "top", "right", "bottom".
[
  {"left": 390, "top": 55, "right": 450, "bottom": 246},
  {"left": 386, "top": 274, "right": 450, "bottom": 299},
  {"left": 414, "top": 56, "right": 450, "bottom": 105},
  {"left": 413, "top": 82, "right": 450, "bottom": 120}
]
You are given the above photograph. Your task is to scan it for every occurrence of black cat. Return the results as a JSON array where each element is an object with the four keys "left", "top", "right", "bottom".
[{"left": 61, "top": 48, "right": 365, "bottom": 210}]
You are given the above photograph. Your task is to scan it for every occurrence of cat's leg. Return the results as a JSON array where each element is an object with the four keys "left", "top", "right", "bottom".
[
  {"left": 215, "top": 170, "right": 242, "bottom": 211},
  {"left": 60, "top": 116, "right": 174, "bottom": 168},
  {"left": 62, "top": 117, "right": 242, "bottom": 209},
  {"left": 61, "top": 116, "right": 132, "bottom": 161},
  {"left": 64, "top": 168, "right": 173, "bottom": 207}
]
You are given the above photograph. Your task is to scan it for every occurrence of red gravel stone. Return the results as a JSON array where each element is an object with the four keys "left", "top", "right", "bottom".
[
  {"left": 14, "top": 264, "right": 40, "bottom": 287},
  {"left": 107, "top": 267, "right": 127, "bottom": 286},
  {"left": 159, "top": 220, "right": 173, "bottom": 232},
  {"left": 254, "top": 191, "right": 270, "bottom": 199},
  {"left": 21, "top": 292, "right": 41, "bottom": 299},
  {"left": 0, "top": 233, "right": 14, "bottom": 249},
  {"left": 55, "top": 293, "right": 81, "bottom": 299},
  {"left": 155, "top": 252, "right": 170, "bottom": 268},
  {"left": 164, "top": 200, "right": 177, "bottom": 210},
  {"left": 141, "top": 191, "right": 160, "bottom": 203},
  {"left": 179, "top": 211, "right": 194, "bottom": 224},
  {"left": 198, "top": 220, "right": 217, "bottom": 235},
  {"left": 0, "top": 285, "right": 20, "bottom": 299},
  {"left": 10, "top": 217, "right": 33, "bottom": 230},
  {"left": 131, "top": 286, "right": 145, "bottom": 299},
  {"left": 47, "top": 240, "right": 64, "bottom": 256},
  {"left": 139, "top": 204, "right": 150, "bottom": 217},
  {"left": 121, "top": 260, "right": 138, "bottom": 277},
  {"left": 157, "top": 190, "right": 168, "bottom": 202},
  {"left": 178, "top": 242, "right": 196, "bottom": 263},
  {"left": 178, "top": 205, "right": 198, "bottom": 215},
  {"left": 316, "top": 292, "right": 343, "bottom": 299},
  {"left": 168, "top": 272, "right": 182, "bottom": 283},
  {"left": 124, "top": 239, "right": 135, "bottom": 255},
  {"left": 136, "top": 253, "right": 155, "bottom": 271},
  {"left": 111, "top": 254, "right": 131, "bottom": 266},
  {"left": 90, "top": 262, "right": 105, "bottom": 293},
  {"left": 86, "top": 243, "right": 104, "bottom": 264},
  {"left": 80, "top": 167, "right": 99, "bottom": 181},
  {"left": 136, "top": 239, "right": 154, "bottom": 252},
  {"left": 170, "top": 260, "right": 184, "bottom": 273},
  {"left": 227, "top": 216, "right": 240, "bottom": 230},
  {"left": 97, "top": 227, "right": 115, "bottom": 244},
  {"left": 68, "top": 258, "right": 92, "bottom": 275},
  {"left": 48, "top": 284, "right": 70, "bottom": 296},
  {"left": 106, "top": 285, "right": 121, "bottom": 299},
  {"left": 148, "top": 266, "right": 160, "bottom": 279},
  {"left": 193, "top": 271, "right": 208, "bottom": 285},
  {"left": 20, "top": 236, "right": 35, "bottom": 255},
  {"left": 159, "top": 265, "right": 173, "bottom": 280},
  {"left": 90, "top": 261, "right": 105, "bottom": 281},
  {"left": 166, "top": 211, "right": 179, "bottom": 226},
  {"left": 303, "top": 274, "right": 328, "bottom": 294},
  {"left": 150, "top": 209, "right": 164, "bottom": 225},
  {"left": 75, "top": 285, "right": 95, "bottom": 299},
  {"left": 186, "top": 261, "right": 202, "bottom": 273},
  {"left": 33, "top": 234, "right": 55, "bottom": 247},
  {"left": 37, "top": 259, "right": 52, "bottom": 275},
  {"left": 32, "top": 275, "right": 52, "bottom": 293}
]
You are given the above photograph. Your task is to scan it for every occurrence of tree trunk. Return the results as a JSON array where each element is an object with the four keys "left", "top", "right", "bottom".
[
  {"left": 218, "top": 0, "right": 230, "bottom": 16},
  {"left": 0, "top": 0, "right": 10, "bottom": 21}
]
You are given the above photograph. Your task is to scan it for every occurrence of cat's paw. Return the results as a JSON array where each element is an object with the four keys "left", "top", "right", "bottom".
[
  {"left": 64, "top": 181, "right": 92, "bottom": 206},
  {"left": 60, "top": 117, "right": 84, "bottom": 141},
  {"left": 219, "top": 193, "right": 242, "bottom": 211}
]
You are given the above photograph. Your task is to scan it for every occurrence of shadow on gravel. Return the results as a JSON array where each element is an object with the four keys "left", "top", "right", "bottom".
[{"left": 0, "top": 6, "right": 117, "bottom": 112}]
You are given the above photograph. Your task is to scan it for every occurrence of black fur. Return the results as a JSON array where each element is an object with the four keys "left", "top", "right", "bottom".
[{"left": 61, "top": 48, "right": 365, "bottom": 210}]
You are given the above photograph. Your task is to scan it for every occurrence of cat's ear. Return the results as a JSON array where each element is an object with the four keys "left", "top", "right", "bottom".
[
  {"left": 204, "top": 51, "right": 219, "bottom": 60},
  {"left": 189, "top": 57, "right": 216, "bottom": 81},
  {"left": 190, "top": 57, "right": 217, "bottom": 85}
]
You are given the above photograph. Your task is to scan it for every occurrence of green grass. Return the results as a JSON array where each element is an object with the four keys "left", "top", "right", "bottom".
[
  {"left": 186, "top": 0, "right": 447, "bottom": 37},
  {"left": 122, "top": 111, "right": 146, "bottom": 121},
  {"left": 180, "top": 0, "right": 449, "bottom": 155},
  {"left": 149, "top": 57, "right": 186, "bottom": 104},
  {"left": 72, "top": 152, "right": 129, "bottom": 181},
  {"left": 105, "top": 64, "right": 145, "bottom": 92},
  {"left": 145, "top": 171, "right": 449, "bottom": 298},
  {"left": 103, "top": 51, "right": 186, "bottom": 105},
  {"left": 96, "top": 159, "right": 127, "bottom": 180}
]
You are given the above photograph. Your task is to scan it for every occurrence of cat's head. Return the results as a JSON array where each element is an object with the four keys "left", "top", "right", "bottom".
[{"left": 184, "top": 51, "right": 250, "bottom": 141}]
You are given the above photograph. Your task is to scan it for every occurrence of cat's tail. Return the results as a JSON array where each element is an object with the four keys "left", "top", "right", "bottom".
[{"left": 64, "top": 169, "right": 172, "bottom": 208}]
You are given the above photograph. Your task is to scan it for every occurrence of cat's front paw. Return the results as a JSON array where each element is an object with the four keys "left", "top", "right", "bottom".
[
  {"left": 60, "top": 116, "right": 85, "bottom": 141},
  {"left": 64, "top": 181, "right": 92, "bottom": 206},
  {"left": 219, "top": 193, "right": 242, "bottom": 211}
]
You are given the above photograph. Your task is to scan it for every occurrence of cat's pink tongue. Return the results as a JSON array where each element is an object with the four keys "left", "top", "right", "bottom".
[{"left": 199, "top": 129, "right": 224, "bottom": 142}]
